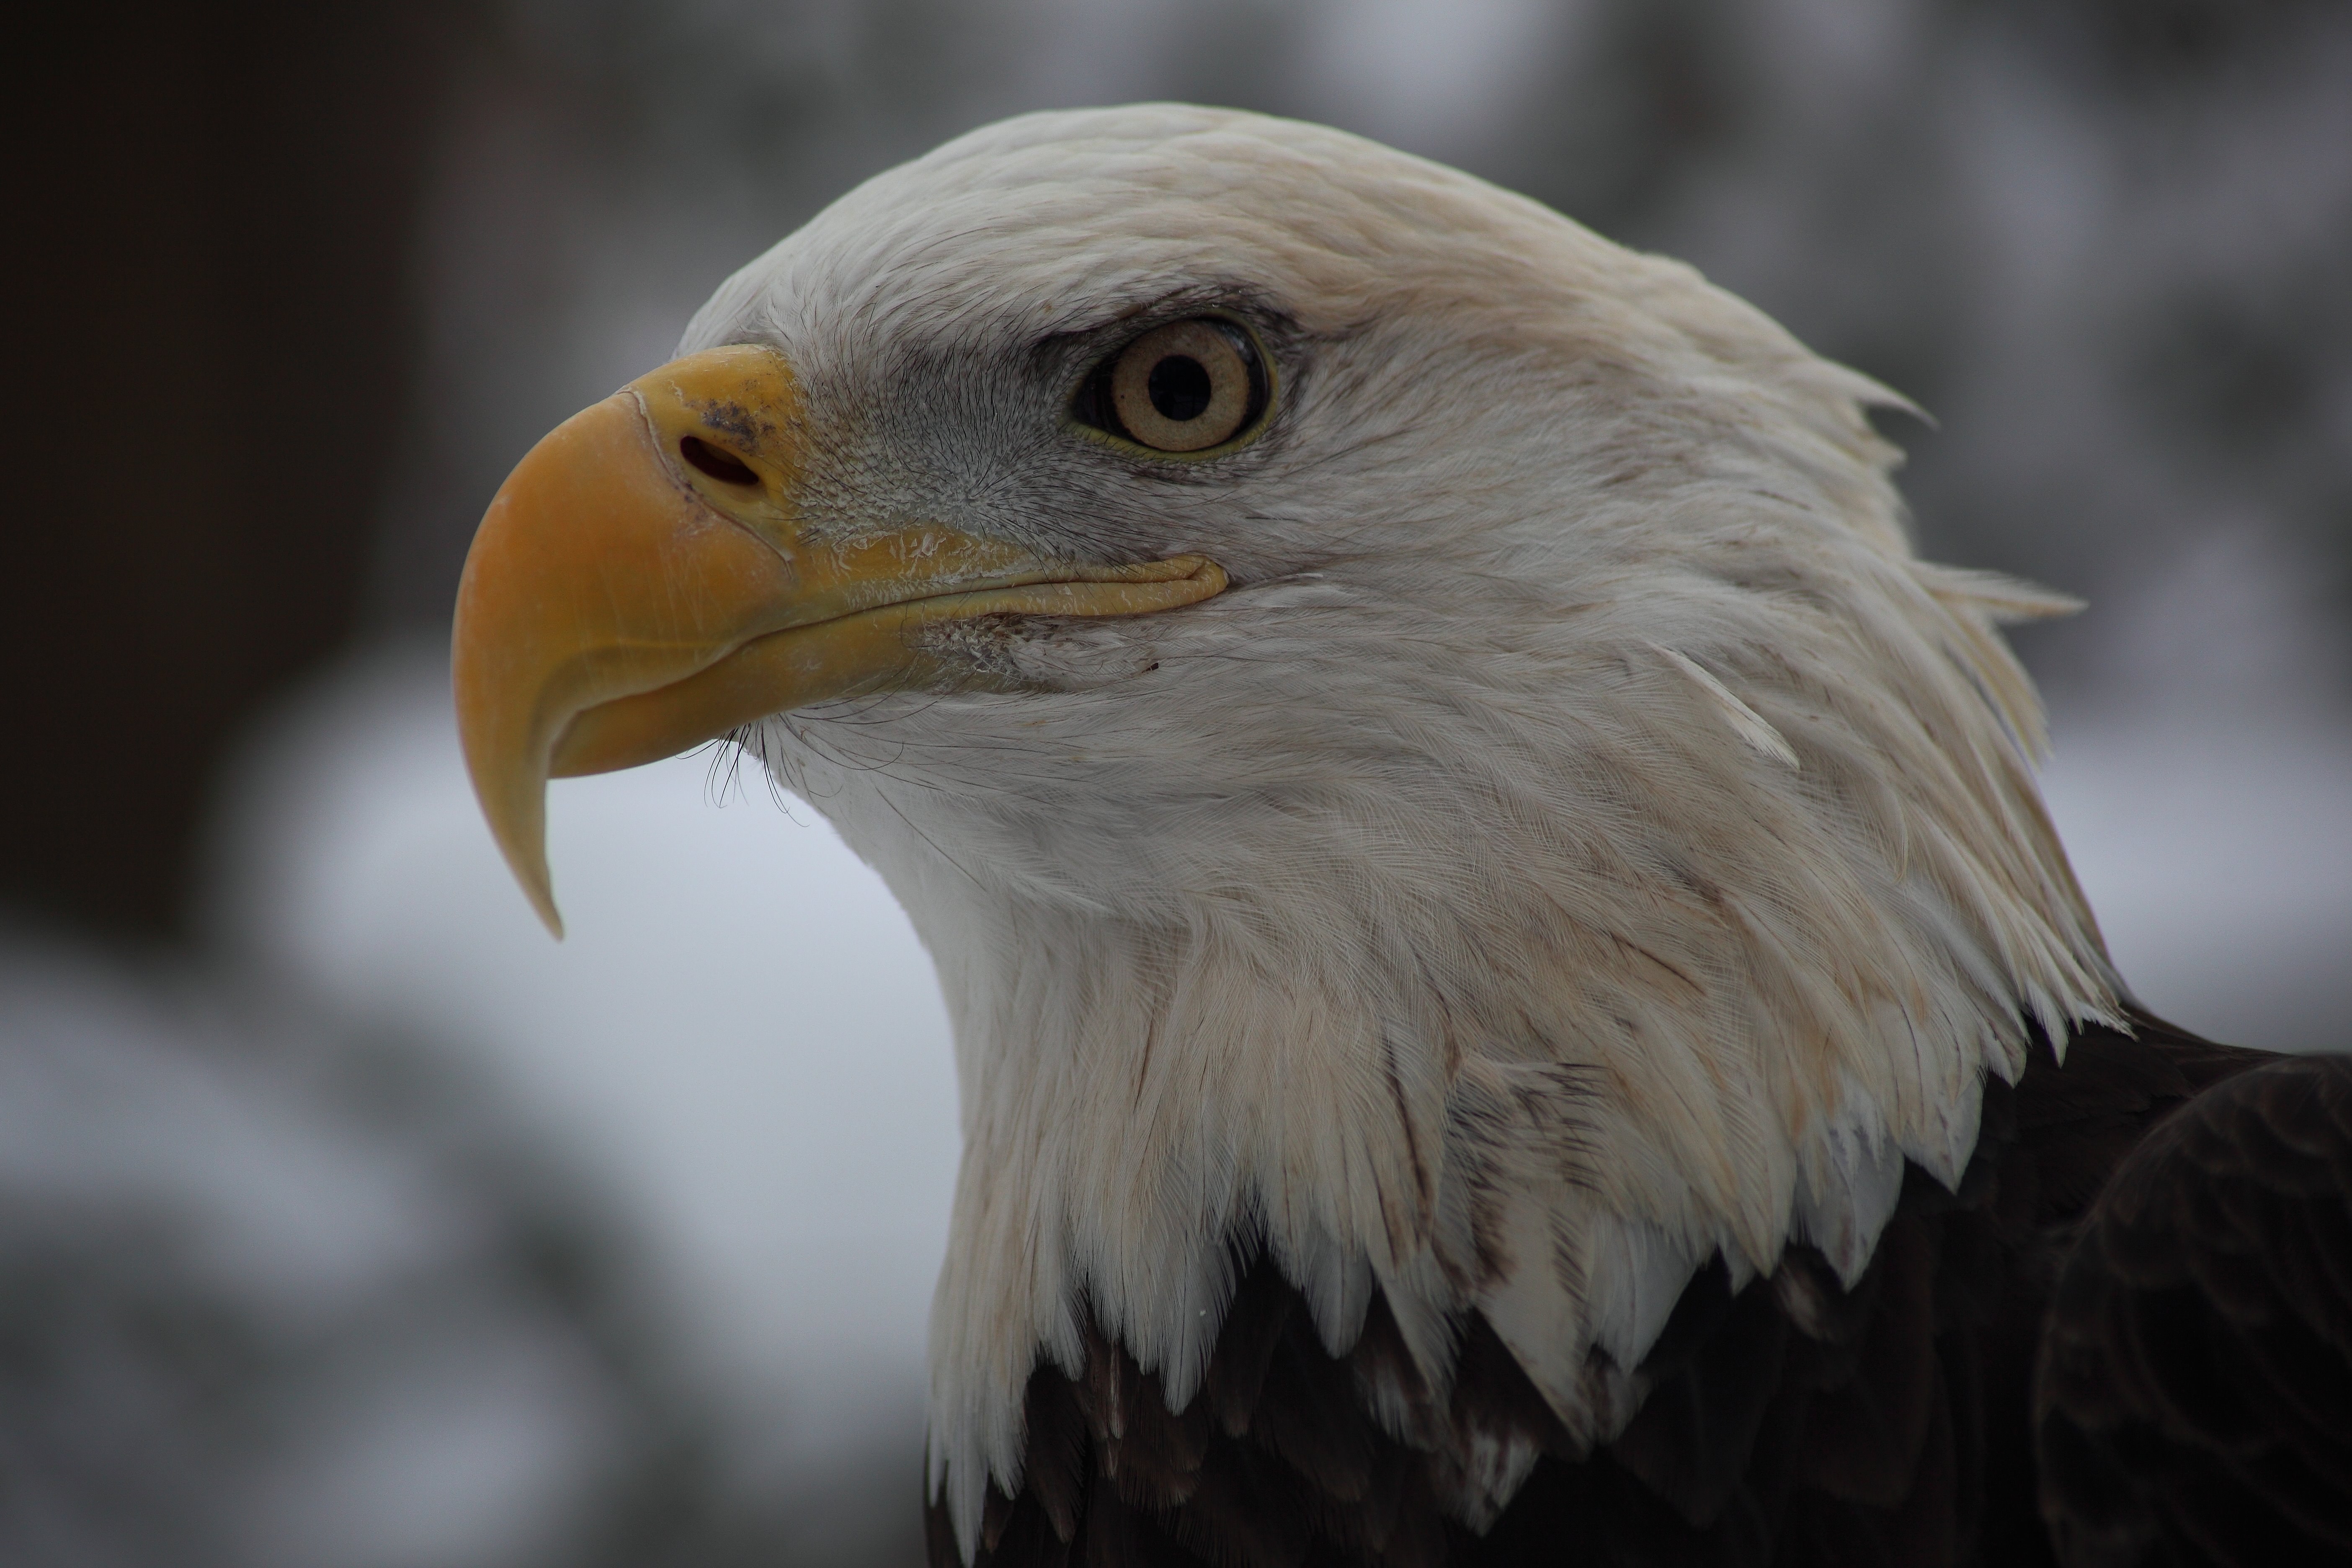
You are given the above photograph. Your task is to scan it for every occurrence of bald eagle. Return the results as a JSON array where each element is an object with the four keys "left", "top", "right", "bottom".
[{"left": 450, "top": 106, "right": 2352, "bottom": 1567}]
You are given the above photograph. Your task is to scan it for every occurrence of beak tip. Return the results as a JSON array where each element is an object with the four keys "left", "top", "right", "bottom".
[
  {"left": 466, "top": 751, "right": 567, "bottom": 941},
  {"left": 505, "top": 844, "right": 566, "bottom": 940},
  {"left": 530, "top": 884, "right": 566, "bottom": 941}
]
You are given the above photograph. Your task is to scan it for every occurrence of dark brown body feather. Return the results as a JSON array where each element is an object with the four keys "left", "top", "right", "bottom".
[
  {"left": 930, "top": 1015, "right": 2348, "bottom": 1568},
  {"left": 2035, "top": 1046, "right": 2352, "bottom": 1566}
]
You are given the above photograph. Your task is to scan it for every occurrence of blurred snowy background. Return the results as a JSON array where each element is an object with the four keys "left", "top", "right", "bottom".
[{"left": 5, "top": 1, "right": 2349, "bottom": 1564}]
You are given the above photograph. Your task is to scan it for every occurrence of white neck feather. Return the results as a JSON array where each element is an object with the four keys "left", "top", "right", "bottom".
[{"left": 763, "top": 523, "right": 2117, "bottom": 1551}]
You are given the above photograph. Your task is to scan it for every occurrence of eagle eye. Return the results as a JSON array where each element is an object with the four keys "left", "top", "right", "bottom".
[
  {"left": 1083, "top": 318, "right": 1266, "bottom": 453},
  {"left": 679, "top": 435, "right": 759, "bottom": 485}
]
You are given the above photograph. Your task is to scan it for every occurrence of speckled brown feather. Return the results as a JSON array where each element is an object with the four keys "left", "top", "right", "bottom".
[{"left": 931, "top": 1014, "right": 2304, "bottom": 1567}]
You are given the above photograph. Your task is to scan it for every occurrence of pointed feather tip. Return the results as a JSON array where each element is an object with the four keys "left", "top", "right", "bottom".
[
  {"left": 1653, "top": 643, "right": 1800, "bottom": 769},
  {"left": 1918, "top": 565, "right": 2086, "bottom": 624}
]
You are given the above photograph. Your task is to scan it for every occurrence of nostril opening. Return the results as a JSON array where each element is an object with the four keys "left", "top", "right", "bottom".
[{"left": 680, "top": 435, "right": 759, "bottom": 485}]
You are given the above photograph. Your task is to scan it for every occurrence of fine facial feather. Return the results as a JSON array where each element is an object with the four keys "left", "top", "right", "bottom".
[{"left": 679, "top": 104, "right": 2122, "bottom": 1553}]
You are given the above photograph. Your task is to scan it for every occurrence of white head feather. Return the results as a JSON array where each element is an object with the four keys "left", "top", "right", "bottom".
[{"left": 678, "top": 104, "right": 2118, "bottom": 1553}]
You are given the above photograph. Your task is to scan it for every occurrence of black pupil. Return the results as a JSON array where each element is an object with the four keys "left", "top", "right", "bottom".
[{"left": 1146, "top": 354, "right": 1214, "bottom": 422}]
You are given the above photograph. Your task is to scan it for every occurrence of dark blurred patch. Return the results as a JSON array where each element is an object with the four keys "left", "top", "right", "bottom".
[
  {"left": 1520, "top": 0, "right": 1755, "bottom": 235},
  {"left": 2123, "top": 260, "right": 2352, "bottom": 586},
  {"left": 0, "top": 5, "right": 470, "bottom": 937},
  {"left": 1983, "top": 0, "right": 2342, "bottom": 90},
  {"left": 2134, "top": 287, "right": 2319, "bottom": 451},
  {"left": 0, "top": 1217, "right": 278, "bottom": 1567}
]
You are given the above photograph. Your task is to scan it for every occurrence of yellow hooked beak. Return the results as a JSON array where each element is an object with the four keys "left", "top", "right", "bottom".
[{"left": 451, "top": 344, "right": 1225, "bottom": 934}]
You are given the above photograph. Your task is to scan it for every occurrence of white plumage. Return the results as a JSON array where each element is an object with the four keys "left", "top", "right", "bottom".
[{"left": 669, "top": 104, "right": 2120, "bottom": 1551}]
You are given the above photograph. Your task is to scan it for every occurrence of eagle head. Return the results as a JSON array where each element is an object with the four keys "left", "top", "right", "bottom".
[{"left": 451, "top": 104, "right": 2119, "bottom": 1550}]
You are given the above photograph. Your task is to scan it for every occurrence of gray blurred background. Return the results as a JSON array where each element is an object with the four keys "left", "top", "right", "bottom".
[{"left": 4, "top": 3, "right": 2348, "bottom": 1564}]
